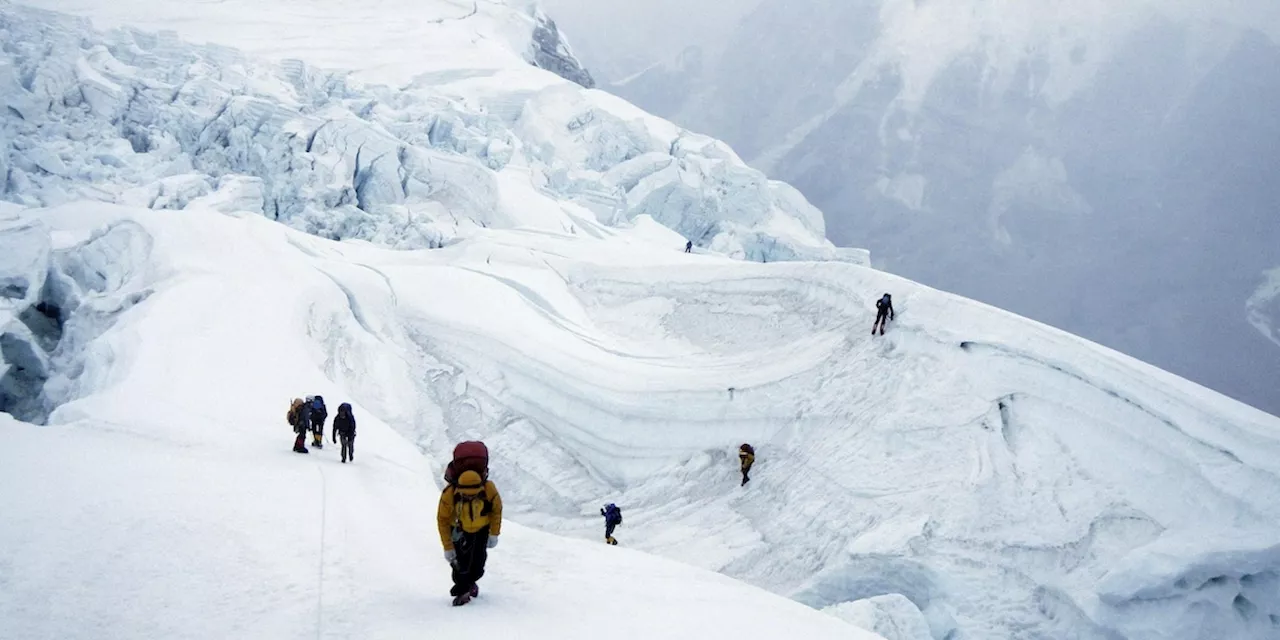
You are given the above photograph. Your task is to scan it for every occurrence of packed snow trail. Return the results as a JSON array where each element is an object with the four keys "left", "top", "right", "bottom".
[{"left": 0, "top": 205, "right": 881, "bottom": 640}]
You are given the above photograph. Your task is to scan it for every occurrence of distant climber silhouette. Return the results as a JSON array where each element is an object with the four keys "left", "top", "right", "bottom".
[{"left": 873, "top": 293, "right": 894, "bottom": 336}]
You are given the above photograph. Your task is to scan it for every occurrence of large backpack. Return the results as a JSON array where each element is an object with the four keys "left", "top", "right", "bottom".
[
  {"left": 444, "top": 441, "right": 489, "bottom": 485},
  {"left": 287, "top": 399, "right": 304, "bottom": 430},
  {"left": 311, "top": 394, "right": 327, "bottom": 419},
  {"left": 603, "top": 503, "right": 622, "bottom": 525},
  {"left": 740, "top": 443, "right": 755, "bottom": 456}
]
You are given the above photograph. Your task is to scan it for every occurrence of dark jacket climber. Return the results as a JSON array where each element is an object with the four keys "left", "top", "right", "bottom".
[
  {"left": 873, "top": 293, "right": 895, "bottom": 335},
  {"left": 601, "top": 503, "right": 623, "bottom": 545},
  {"left": 305, "top": 396, "right": 326, "bottom": 448},
  {"left": 685, "top": 240, "right": 693, "bottom": 253},
  {"left": 738, "top": 444, "right": 755, "bottom": 486},
  {"left": 437, "top": 470, "right": 503, "bottom": 606},
  {"left": 287, "top": 398, "right": 309, "bottom": 453},
  {"left": 332, "top": 402, "right": 356, "bottom": 463}
]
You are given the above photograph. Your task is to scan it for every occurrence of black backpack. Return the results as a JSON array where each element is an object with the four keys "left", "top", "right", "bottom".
[{"left": 603, "top": 503, "right": 622, "bottom": 525}]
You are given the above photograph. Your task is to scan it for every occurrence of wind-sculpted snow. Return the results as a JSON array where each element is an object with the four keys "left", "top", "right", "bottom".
[
  {"left": 351, "top": 241, "right": 1280, "bottom": 640},
  {"left": 5, "top": 202, "right": 1280, "bottom": 638},
  {"left": 0, "top": 204, "right": 885, "bottom": 640},
  {"left": 0, "top": 2, "right": 855, "bottom": 263}
]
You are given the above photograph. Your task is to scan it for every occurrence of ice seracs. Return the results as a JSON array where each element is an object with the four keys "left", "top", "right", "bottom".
[{"left": 0, "top": 1, "right": 856, "bottom": 263}]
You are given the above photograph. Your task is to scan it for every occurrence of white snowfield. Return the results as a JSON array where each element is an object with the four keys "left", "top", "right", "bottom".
[
  {"left": 0, "top": 0, "right": 862, "bottom": 264},
  {"left": 0, "top": 204, "right": 883, "bottom": 640},
  {"left": 4, "top": 198, "right": 1280, "bottom": 639},
  {"left": 3, "top": 2, "right": 1280, "bottom": 640}
]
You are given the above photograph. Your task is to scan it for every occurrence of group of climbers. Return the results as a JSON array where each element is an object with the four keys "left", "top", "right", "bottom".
[
  {"left": 282, "top": 296, "right": 900, "bottom": 608},
  {"left": 286, "top": 396, "right": 357, "bottom": 463},
  {"left": 433, "top": 438, "right": 758, "bottom": 604}
]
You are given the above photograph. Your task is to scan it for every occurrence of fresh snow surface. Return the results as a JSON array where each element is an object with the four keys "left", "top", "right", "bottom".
[
  {"left": 0, "top": 204, "right": 883, "bottom": 640},
  {"left": 5, "top": 199, "right": 1280, "bottom": 639},
  {"left": 0, "top": 1, "right": 862, "bottom": 264},
  {"left": 4, "top": 2, "right": 1280, "bottom": 640}
]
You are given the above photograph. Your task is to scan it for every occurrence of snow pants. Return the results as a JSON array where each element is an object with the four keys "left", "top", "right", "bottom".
[
  {"left": 605, "top": 522, "right": 617, "bottom": 539},
  {"left": 873, "top": 309, "right": 890, "bottom": 332},
  {"left": 310, "top": 415, "right": 325, "bottom": 442},
  {"left": 741, "top": 465, "right": 752, "bottom": 485},
  {"left": 293, "top": 423, "right": 308, "bottom": 452},
  {"left": 450, "top": 529, "right": 489, "bottom": 597},
  {"left": 339, "top": 434, "right": 355, "bottom": 461}
]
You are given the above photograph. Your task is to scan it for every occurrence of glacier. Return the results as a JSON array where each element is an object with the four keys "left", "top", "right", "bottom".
[
  {"left": 3, "top": 2, "right": 1280, "bottom": 640},
  {"left": 544, "top": 0, "right": 1280, "bottom": 419},
  {"left": 0, "top": 0, "right": 860, "bottom": 264},
  {"left": 5, "top": 189, "right": 1280, "bottom": 640}
]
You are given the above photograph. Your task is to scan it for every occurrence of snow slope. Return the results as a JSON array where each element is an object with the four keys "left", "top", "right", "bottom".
[
  {"left": 0, "top": 204, "right": 882, "bottom": 640},
  {"left": 545, "top": 0, "right": 1280, "bottom": 418},
  {"left": 5, "top": 2, "right": 1280, "bottom": 640},
  {"left": 0, "top": 1, "right": 862, "bottom": 263},
  {"left": 6, "top": 196, "right": 1280, "bottom": 639}
]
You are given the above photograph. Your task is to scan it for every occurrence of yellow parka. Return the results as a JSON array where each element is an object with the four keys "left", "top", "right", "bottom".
[
  {"left": 739, "top": 450, "right": 755, "bottom": 471},
  {"left": 436, "top": 478, "right": 503, "bottom": 551}
]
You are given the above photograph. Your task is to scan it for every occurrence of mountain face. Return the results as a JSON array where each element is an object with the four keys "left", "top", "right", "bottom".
[
  {"left": 545, "top": 0, "right": 1280, "bottom": 417},
  {"left": 528, "top": 7, "right": 596, "bottom": 88}
]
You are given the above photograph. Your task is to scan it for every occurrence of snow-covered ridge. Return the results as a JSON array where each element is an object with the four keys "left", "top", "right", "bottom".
[
  {"left": 0, "top": 1, "right": 861, "bottom": 263},
  {"left": 0, "top": 203, "right": 884, "bottom": 639},
  {"left": 6, "top": 198, "right": 1280, "bottom": 639}
]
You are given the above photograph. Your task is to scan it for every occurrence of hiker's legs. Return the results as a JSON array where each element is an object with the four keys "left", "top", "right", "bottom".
[
  {"left": 341, "top": 435, "right": 352, "bottom": 461},
  {"left": 450, "top": 531, "right": 490, "bottom": 596}
]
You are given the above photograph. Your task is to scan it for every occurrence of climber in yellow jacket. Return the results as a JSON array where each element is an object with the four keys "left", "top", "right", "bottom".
[
  {"left": 437, "top": 470, "right": 503, "bottom": 606},
  {"left": 739, "top": 443, "right": 755, "bottom": 486}
]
